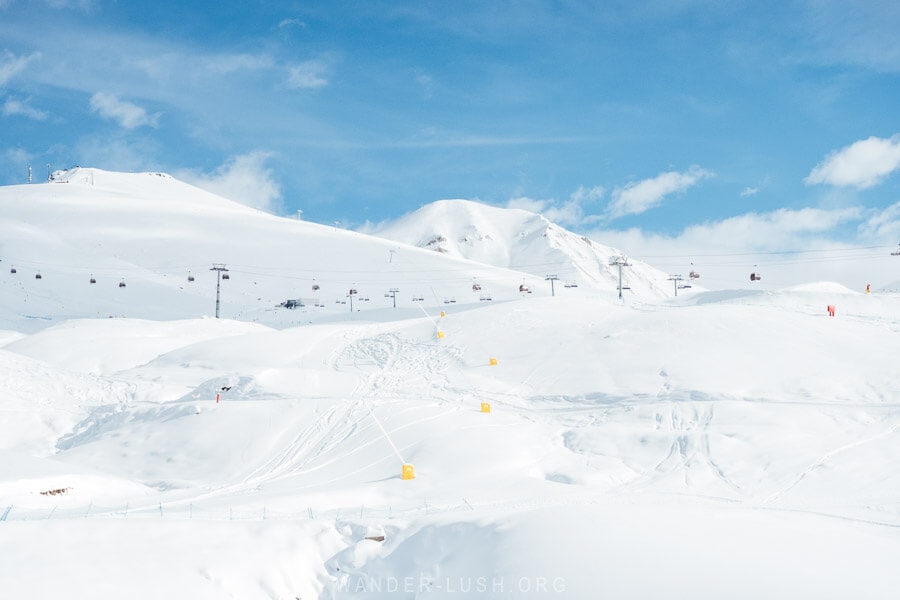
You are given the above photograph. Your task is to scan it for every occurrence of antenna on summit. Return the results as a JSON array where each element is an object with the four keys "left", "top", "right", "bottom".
[{"left": 27, "top": 164, "right": 32, "bottom": 184}]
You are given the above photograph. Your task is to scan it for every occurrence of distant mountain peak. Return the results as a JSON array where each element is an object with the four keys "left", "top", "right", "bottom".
[{"left": 367, "top": 198, "right": 674, "bottom": 297}]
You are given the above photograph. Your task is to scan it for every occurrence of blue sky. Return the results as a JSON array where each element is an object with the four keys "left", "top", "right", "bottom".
[{"left": 1, "top": 0, "right": 899, "bottom": 288}]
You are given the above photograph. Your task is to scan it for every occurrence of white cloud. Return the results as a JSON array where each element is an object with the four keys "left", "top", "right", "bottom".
[
  {"left": 505, "top": 196, "right": 548, "bottom": 213},
  {"left": 0, "top": 50, "right": 40, "bottom": 87},
  {"left": 89, "top": 92, "right": 159, "bottom": 129},
  {"left": 504, "top": 185, "right": 605, "bottom": 227},
  {"left": 858, "top": 201, "right": 900, "bottom": 240},
  {"left": 607, "top": 166, "right": 713, "bottom": 219},
  {"left": 177, "top": 152, "right": 282, "bottom": 213},
  {"left": 286, "top": 60, "right": 328, "bottom": 89},
  {"left": 278, "top": 18, "right": 307, "bottom": 29},
  {"left": 570, "top": 185, "right": 606, "bottom": 204},
  {"left": 74, "top": 135, "right": 162, "bottom": 173},
  {"left": 2, "top": 146, "right": 32, "bottom": 165},
  {"left": 585, "top": 205, "right": 881, "bottom": 289},
  {"left": 2, "top": 97, "right": 47, "bottom": 120},
  {"left": 805, "top": 135, "right": 900, "bottom": 189},
  {"left": 740, "top": 186, "right": 759, "bottom": 197}
]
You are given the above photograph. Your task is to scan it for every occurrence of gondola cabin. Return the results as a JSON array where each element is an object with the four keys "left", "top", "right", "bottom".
[
  {"left": 119, "top": 280, "right": 126, "bottom": 288},
  {"left": 221, "top": 273, "right": 230, "bottom": 280},
  {"left": 312, "top": 283, "right": 320, "bottom": 291},
  {"left": 90, "top": 275, "right": 96, "bottom": 284},
  {"left": 35, "top": 272, "right": 42, "bottom": 280},
  {"left": 187, "top": 273, "right": 195, "bottom": 282},
  {"left": 10, "top": 267, "right": 16, "bottom": 274},
  {"left": 689, "top": 270, "right": 699, "bottom": 280},
  {"left": 750, "top": 272, "right": 761, "bottom": 282}
]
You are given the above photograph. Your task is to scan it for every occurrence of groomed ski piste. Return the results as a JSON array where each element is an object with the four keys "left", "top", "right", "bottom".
[{"left": 0, "top": 169, "right": 898, "bottom": 599}]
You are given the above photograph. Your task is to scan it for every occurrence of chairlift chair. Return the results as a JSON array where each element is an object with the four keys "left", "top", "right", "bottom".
[
  {"left": 891, "top": 243, "right": 900, "bottom": 256},
  {"left": 750, "top": 265, "right": 762, "bottom": 282}
]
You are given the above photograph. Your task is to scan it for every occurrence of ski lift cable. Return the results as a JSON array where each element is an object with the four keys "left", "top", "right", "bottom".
[{"left": 632, "top": 243, "right": 894, "bottom": 259}]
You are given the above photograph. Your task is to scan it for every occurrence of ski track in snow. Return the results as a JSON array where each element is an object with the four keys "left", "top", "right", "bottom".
[
  {"left": 177, "top": 329, "right": 467, "bottom": 501},
  {"left": 5, "top": 300, "right": 899, "bottom": 534}
]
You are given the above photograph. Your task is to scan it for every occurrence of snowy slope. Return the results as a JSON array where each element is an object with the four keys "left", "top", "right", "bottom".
[
  {"left": 0, "top": 170, "right": 898, "bottom": 599},
  {"left": 367, "top": 199, "right": 677, "bottom": 298},
  {"left": 0, "top": 169, "right": 611, "bottom": 334}
]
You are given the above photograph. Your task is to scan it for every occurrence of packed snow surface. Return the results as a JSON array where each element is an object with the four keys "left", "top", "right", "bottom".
[{"left": 0, "top": 169, "right": 898, "bottom": 599}]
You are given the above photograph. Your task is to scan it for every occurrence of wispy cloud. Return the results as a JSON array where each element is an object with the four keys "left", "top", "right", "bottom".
[
  {"left": 859, "top": 201, "right": 900, "bottom": 240},
  {"left": 586, "top": 205, "right": 878, "bottom": 288},
  {"left": 3, "top": 97, "right": 47, "bottom": 120},
  {"left": 286, "top": 60, "right": 328, "bottom": 89},
  {"left": 74, "top": 135, "right": 162, "bottom": 173},
  {"left": 0, "top": 50, "right": 41, "bottom": 86},
  {"left": 415, "top": 71, "right": 435, "bottom": 99},
  {"left": 606, "top": 166, "right": 713, "bottom": 219},
  {"left": 1, "top": 0, "right": 95, "bottom": 9},
  {"left": 176, "top": 152, "right": 282, "bottom": 214},
  {"left": 89, "top": 92, "right": 160, "bottom": 129},
  {"left": 42, "top": 0, "right": 96, "bottom": 8},
  {"left": 277, "top": 18, "right": 307, "bottom": 30},
  {"left": 805, "top": 135, "right": 900, "bottom": 189},
  {"left": 740, "top": 186, "right": 759, "bottom": 197},
  {"left": 503, "top": 185, "right": 606, "bottom": 227},
  {"left": 2, "top": 146, "right": 32, "bottom": 165},
  {"left": 793, "top": 1, "right": 900, "bottom": 74},
  {"left": 505, "top": 197, "right": 548, "bottom": 213},
  {"left": 202, "top": 53, "right": 274, "bottom": 75}
]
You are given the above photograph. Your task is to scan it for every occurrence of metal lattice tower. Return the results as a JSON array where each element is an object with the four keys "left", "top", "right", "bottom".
[{"left": 210, "top": 263, "right": 229, "bottom": 318}]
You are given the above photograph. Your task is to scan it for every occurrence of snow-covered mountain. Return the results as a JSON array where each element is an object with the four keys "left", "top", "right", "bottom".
[
  {"left": 368, "top": 198, "right": 675, "bottom": 297},
  {"left": 2, "top": 168, "right": 898, "bottom": 599},
  {"left": 0, "top": 169, "right": 681, "bottom": 334}
]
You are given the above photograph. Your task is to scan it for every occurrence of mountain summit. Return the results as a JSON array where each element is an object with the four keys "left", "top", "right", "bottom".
[
  {"left": 0, "top": 170, "right": 678, "bottom": 333},
  {"left": 368, "top": 199, "right": 675, "bottom": 297}
]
